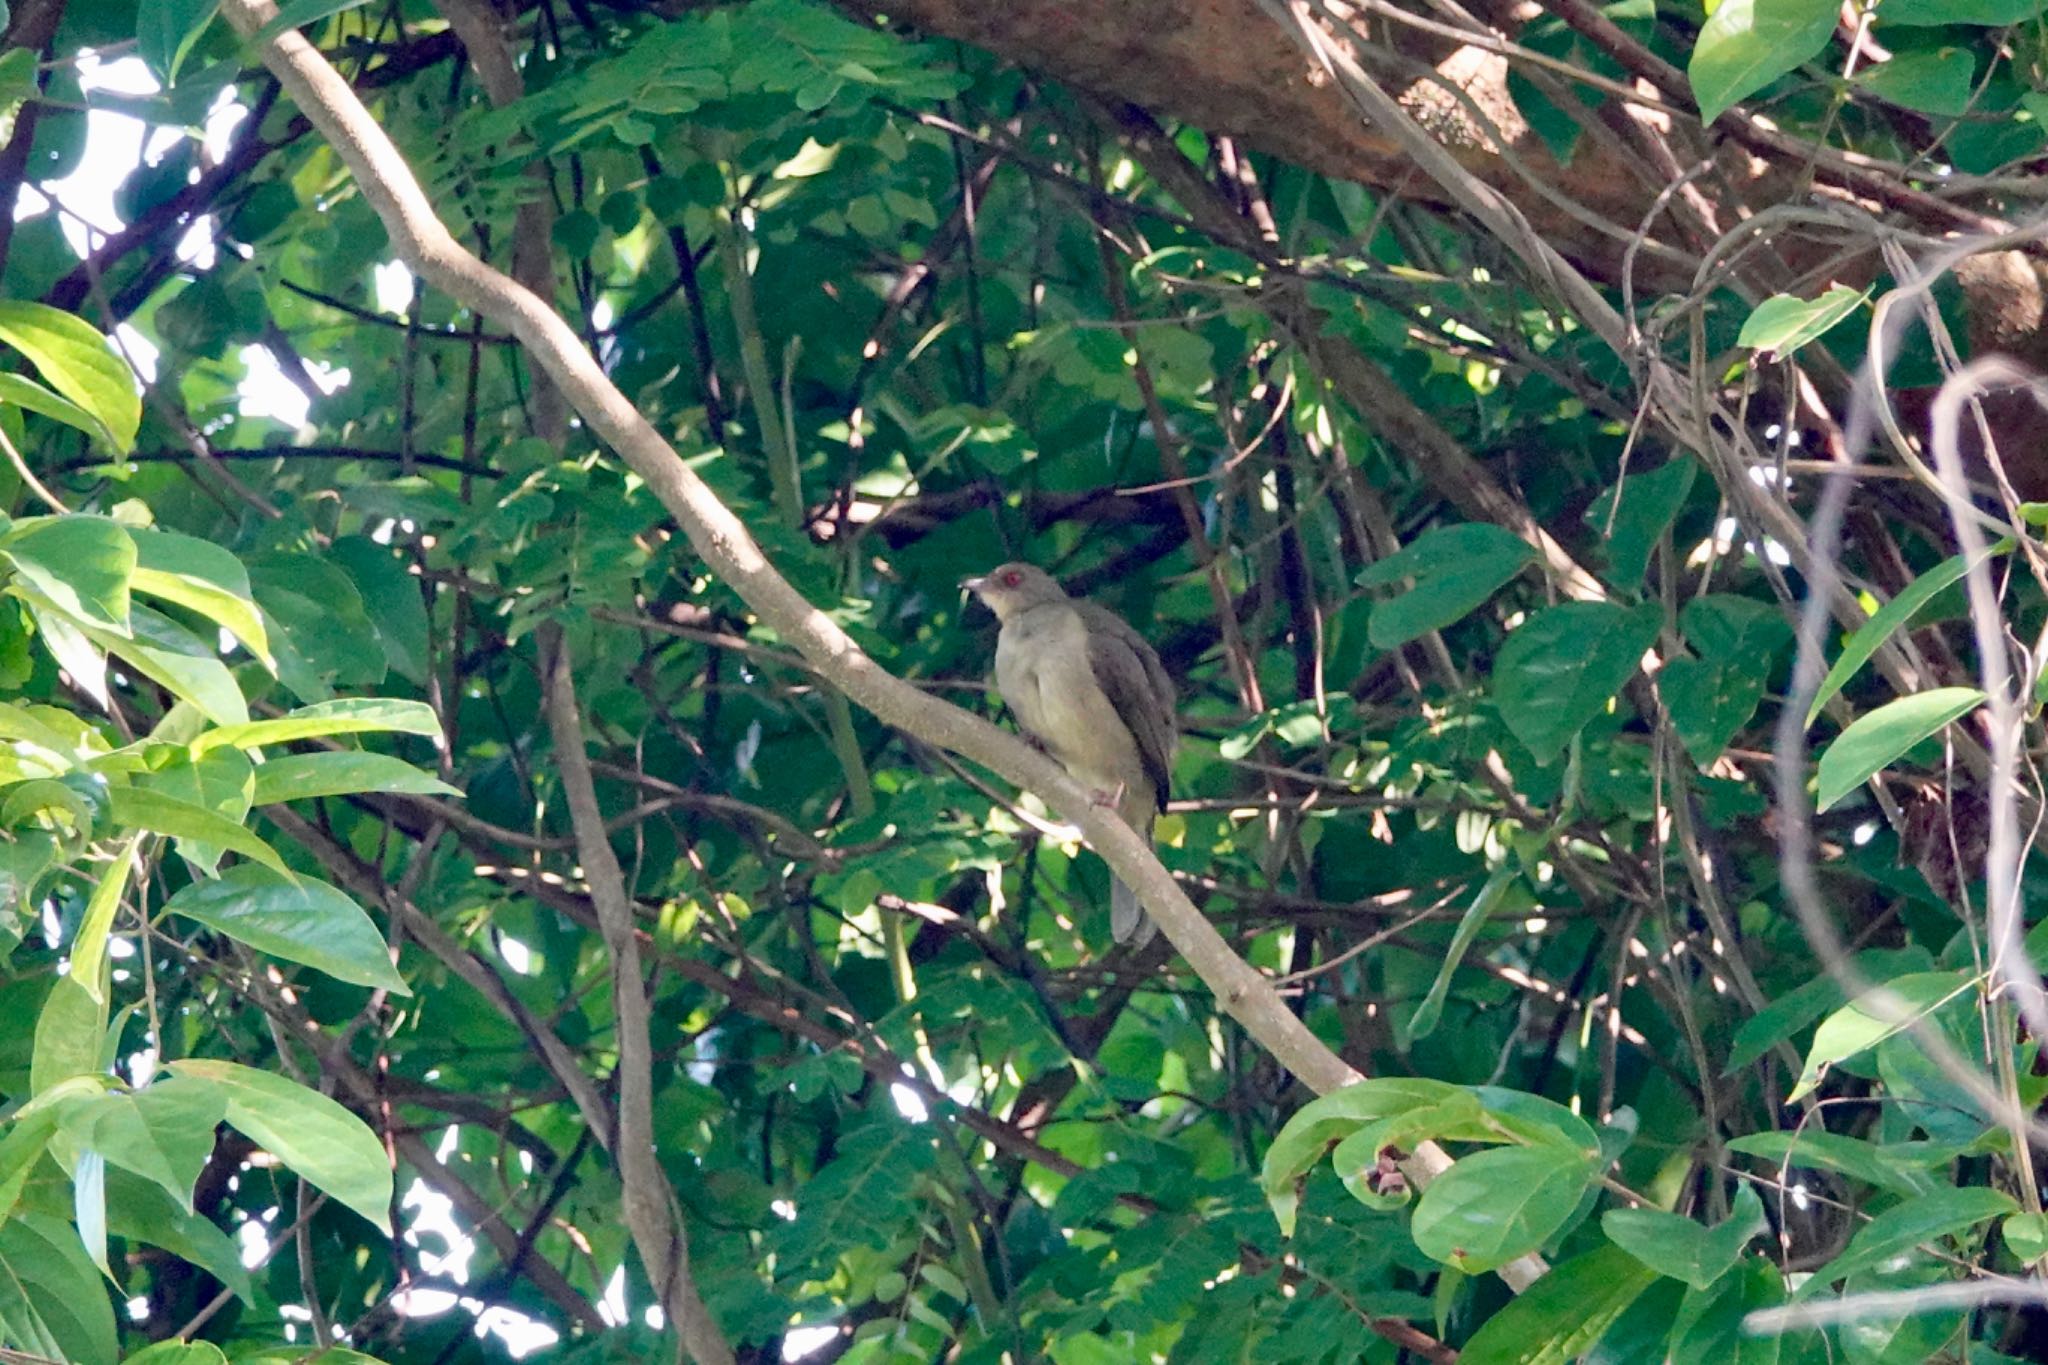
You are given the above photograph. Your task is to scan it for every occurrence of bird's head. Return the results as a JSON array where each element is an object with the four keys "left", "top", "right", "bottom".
[{"left": 961, "top": 562, "right": 1066, "bottom": 621}]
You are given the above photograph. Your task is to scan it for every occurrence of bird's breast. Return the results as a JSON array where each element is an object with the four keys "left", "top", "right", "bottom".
[{"left": 995, "top": 608, "right": 1143, "bottom": 797}]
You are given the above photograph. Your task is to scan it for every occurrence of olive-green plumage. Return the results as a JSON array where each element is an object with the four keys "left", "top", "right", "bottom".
[{"left": 964, "top": 563, "right": 1176, "bottom": 946}]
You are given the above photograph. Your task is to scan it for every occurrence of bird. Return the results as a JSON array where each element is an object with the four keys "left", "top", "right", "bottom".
[{"left": 961, "top": 563, "right": 1176, "bottom": 947}]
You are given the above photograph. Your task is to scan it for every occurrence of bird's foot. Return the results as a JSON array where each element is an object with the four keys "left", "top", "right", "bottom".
[{"left": 1088, "top": 781, "right": 1127, "bottom": 811}]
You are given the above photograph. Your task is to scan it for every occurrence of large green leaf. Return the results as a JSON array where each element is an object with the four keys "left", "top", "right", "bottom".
[
  {"left": 60, "top": 832, "right": 139, "bottom": 1008},
  {"left": 1815, "top": 687, "right": 1986, "bottom": 811},
  {"left": 1859, "top": 47, "right": 1976, "bottom": 114},
  {"left": 1664, "top": 594, "right": 1792, "bottom": 763},
  {"left": 141, "top": 746, "right": 255, "bottom": 877},
  {"left": 1457, "top": 1243, "right": 1657, "bottom": 1364},
  {"left": 1585, "top": 456, "right": 1696, "bottom": 590},
  {"left": 1877, "top": 0, "right": 2046, "bottom": 22},
  {"left": 1600, "top": 1184, "right": 1766, "bottom": 1290},
  {"left": 1357, "top": 523, "right": 1535, "bottom": 648},
  {"left": 1737, "top": 285, "right": 1869, "bottom": 359},
  {"left": 164, "top": 866, "right": 408, "bottom": 992},
  {"left": 138, "top": 0, "right": 222, "bottom": 84},
  {"left": 194, "top": 697, "right": 443, "bottom": 755},
  {"left": 105, "top": 785, "right": 288, "bottom": 874},
  {"left": 1667, "top": 1255, "right": 1785, "bottom": 1364},
  {"left": 1798, "top": 1186, "right": 2014, "bottom": 1295},
  {"left": 129, "top": 527, "right": 273, "bottom": 668},
  {"left": 1787, "top": 970, "right": 1974, "bottom": 1101},
  {"left": 0, "top": 300, "right": 140, "bottom": 452},
  {"left": 71, "top": 603, "right": 249, "bottom": 727},
  {"left": 250, "top": 750, "right": 458, "bottom": 803},
  {"left": 249, "top": 555, "right": 386, "bottom": 703},
  {"left": 1688, "top": 0, "right": 1839, "bottom": 124},
  {"left": 104, "top": 1167, "right": 253, "bottom": 1307},
  {"left": 0, "top": 372, "right": 117, "bottom": 448},
  {"left": 163, "top": 1058, "right": 394, "bottom": 1231},
  {"left": 58, "top": 1077, "right": 226, "bottom": 1211},
  {"left": 0, "top": 515, "right": 135, "bottom": 635},
  {"left": 1493, "top": 600, "right": 1663, "bottom": 763},
  {"left": 0, "top": 1212, "right": 119, "bottom": 1365},
  {"left": 1726, "top": 1130, "right": 1947, "bottom": 1197},
  {"left": 1410, "top": 1143, "right": 1594, "bottom": 1273},
  {"left": 29, "top": 975, "right": 105, "bottom": 1096}
]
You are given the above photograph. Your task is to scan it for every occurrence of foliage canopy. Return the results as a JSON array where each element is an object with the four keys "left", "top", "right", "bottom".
[{"left": 1, "top": 0, "right": 2047, "bottom": 1361}]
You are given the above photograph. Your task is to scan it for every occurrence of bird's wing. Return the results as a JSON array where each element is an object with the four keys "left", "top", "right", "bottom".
[{"left": 1079, "top": 604, "right": 1176, "bottom": 812}]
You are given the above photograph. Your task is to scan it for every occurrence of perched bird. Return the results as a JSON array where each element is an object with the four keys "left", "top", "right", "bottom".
[{"left": 962, "top": 563, "right": 1176, "bottom": 946}]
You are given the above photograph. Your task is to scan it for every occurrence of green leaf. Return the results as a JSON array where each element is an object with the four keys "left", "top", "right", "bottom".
[
  {"left": 1726, "top": 947, "right": 1933, "bottom": 1073},
  {"left": 30, "top": 976, "right": 106, "bottom": 1096},
  {"left": 254, "top": 0, "right": 374, "bottom": 42},
  {"left": 1408, "top": 864, "right": 1516, "bottom": 1040},
  {"left": 1787, "top": 970, "right": 1973, "bottom": 1101},
  {"left": 1457, "top": 1244, "right": 1657, "bottom": 1364},
  {"left": 0, "top": 1107, "right": 58, "bottom": 1225},
  {"left": 0, "top": 777, "right": 95, "bottom": 834},
  {"left": 1876, "top": 0, "right": 2045, "bottom": 23},
  {"left": 164, "top": 866, "right": 408, "bottom": 993},
  {"left": 58, "top": 1078, "right": 225, "bottom": 1211},
  {"left": 1357, "top": 523, "right": 1535, "bottom": 648},
  {"left": 194, "top": 697, "right": 443, "bottom": 755},
  {"left": 1859, "top": 47, "right": 1976, "bottom": 114},
  {"left": 139, "top": 0, "right": 222, "bottom": 85},
  {"left": 1798, "top": 1186, "right": 2014, "bottom": 1295},
  {"left": 1585, "top": 456, "right": 1696, "bottom": 589},
  {"left": 0, "top": 372, "right": 116, "bottom": 447},
  {"left": 64, "top": 833, "right": 139, "bottom": 1009},
  {"left": 1689, "top": 0, "right": 1839, "bottom": 125},
  {"left": 163, "top": 1058, "right": 394, "bottom": 1231},
  {"left": 0, "top": 1212, "right": 119, "bottom": 1365},
  {"left": 0, "top": 300, "right": 139, "bottom": 453},
  {"left": 1736, "top": 285, "right": 1871, "bottom": 359},
  {"left": 127, "top": 1341, "right": 231, "bottom": 1365},
  {"left": 1411, "top": 1143, "right": 1595, "bottom": 1273},
  {"left": 2004, "top": 1211, "right": 2048, "bottom": 1265},
  {"left": 0, "top": 515, "right": 135, "bottom": 634},
  {"left": 1600, "top": 1184, "right": 1766, "bottom": 1289},
  {"left": 104, "top": 785, "right": 288, "bottom": 874},
  {"left": 249, "top": 554, "right": 385, "bottom": 703},
  {"left": 1806, "top": 544, "right": 2004, "bottom": 726},
  {"left": 104, "top": 1167, "right": 252, "bottom": 1307},
  {"left": 251, "top": 751, "right": 458, "bottom": 804},
  {"left": 61, "top": 602, "right": 250, "bottom": 727},
  {"left": 1664, "top": 595, "right": 1792, "bottom": 763},
  {"left": 1815, "top": 687, "right": 1986, "bottom": 811},
  {"left": 141, "top": 746, "right": 254, "bottom": 877},
  {"left": 130, "top": 527, "right": 272, "bottom": 668},
  {"left": 26, "top": 598, "right": 107, "bottom": 705},
  {"left": 1494, "top": 600, "right": 1663, "bottom": 763},
  {"left": 1726, "top": 1130, "right": 1945, "bottom": 1196},
  {"left": 329, "top": 536, "right": 429, "bottom": 683},
  {"left": 1667, "top": 1255, "right": 1785, "bottom": 1365}
]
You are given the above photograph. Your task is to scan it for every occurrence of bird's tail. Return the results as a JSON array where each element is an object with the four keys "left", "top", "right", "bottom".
[
  {"left": 1110, "top": 876, "right": 1157, "bottom": 948},
  {"left": 1110, "top": 806, "right": 1159, "bottom": 948}
]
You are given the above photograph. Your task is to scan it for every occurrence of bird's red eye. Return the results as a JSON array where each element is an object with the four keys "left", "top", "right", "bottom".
[{"left": 1001, "top": 570, "right": 1022, "bottom": 587}]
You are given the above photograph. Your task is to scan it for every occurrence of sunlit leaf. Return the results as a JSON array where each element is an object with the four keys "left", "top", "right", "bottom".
[{"left": 1815, "top": 687, "right": 1986, "bottom": 811}]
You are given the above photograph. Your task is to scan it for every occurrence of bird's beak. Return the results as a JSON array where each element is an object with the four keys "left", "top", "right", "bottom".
[{"left": 959, "top": 575, "right": 985, "bottom": 593}]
